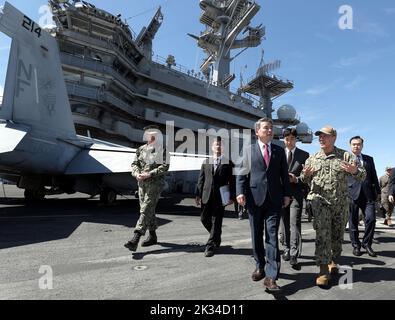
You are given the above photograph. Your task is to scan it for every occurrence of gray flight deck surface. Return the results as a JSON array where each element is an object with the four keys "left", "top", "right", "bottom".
[{"left": 0, "top": 185, "right": 394, "bottom": 300}]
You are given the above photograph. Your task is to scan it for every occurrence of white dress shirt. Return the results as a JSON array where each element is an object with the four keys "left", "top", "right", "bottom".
[{"left": 258, "top": 140, "right": 272, "bottom": 160}]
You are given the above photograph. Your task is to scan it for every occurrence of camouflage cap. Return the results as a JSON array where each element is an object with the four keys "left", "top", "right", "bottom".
[{"left": 314, "top": 125, "right": 337, "bottom": 137}]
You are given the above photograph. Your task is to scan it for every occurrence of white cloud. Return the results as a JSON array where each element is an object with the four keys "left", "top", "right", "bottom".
[
  {"left": 306, "top": 85, "right": 330, "bottom": 96},
  {"left": 305, "top": 80, "right": 342, "bottom": 96},
  {"left": 384, "top": 8, "right": 395, "bottom": 15},
  {"left": 355, "top": 22, "right": 389, "bottom": 38},
  {"left": 345, "top": 76, "right": 364, "bottom": 90},
  {"left": 300, "top": 111, "right": 324, "bottom": 122},
  {"left": 314, "top": 33, "right": 334, "bottom": 43},
  {"left": 350, "top": 11, "right": 390, "bottom": 39},
  {"left": 305, "top": 84, "right": 332, "bottom": 96},
  {"left": 336, "top": 126, "right": 356, "bottom": 135},
  {"left": 336, "top": 53, "right": 374, "bottom": 68},
  {"left": 334, "top": 46, "right": 395, "bottom": 68}
]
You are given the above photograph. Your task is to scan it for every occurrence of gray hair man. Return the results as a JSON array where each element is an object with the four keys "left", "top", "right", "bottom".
[{"left": 236, "top": 118, "right": 291, "bottom": 293}]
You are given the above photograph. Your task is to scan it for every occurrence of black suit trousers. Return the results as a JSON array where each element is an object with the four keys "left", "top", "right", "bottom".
[
  {"left": 349, "top": 192, "right": 376, "bottom": 248},
  {"left": 201, "top": 193, "right": 224, "bottom": 248}
]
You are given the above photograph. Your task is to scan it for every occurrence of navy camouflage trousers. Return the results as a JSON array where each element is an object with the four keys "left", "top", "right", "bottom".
[{"left": 310, "top": 198, "right": 348, "bottom": 265}]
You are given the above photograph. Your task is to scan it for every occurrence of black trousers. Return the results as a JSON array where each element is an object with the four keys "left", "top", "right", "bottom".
[
  {"left": 201, "top": 193, "right": 224, "bottom": 248},
  {"left": 349, "top": 192, "right": 376, "bottom": 248},
  {"left": 281, "top": 195, "right": 303, "bottom": 258}
]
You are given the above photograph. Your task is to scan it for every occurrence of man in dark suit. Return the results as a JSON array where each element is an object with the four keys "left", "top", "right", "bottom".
[
  {"left": 236, "top": 118, "right": 291, "bottom": 292},
  {"left": 196, "top": 137, "right": 235, "bottom": 257},
  {"left": 280, "top": 128, "right": 309, "bottom": 269},
  {"left": 348, "top": 136, "right": 381, "bottom": 257}
]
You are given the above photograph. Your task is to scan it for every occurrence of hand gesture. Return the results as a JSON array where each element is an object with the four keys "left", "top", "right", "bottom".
[
  {"left": 302, "top": 165, "right": 316, "bottom": 177},
  {"left": 289, "top": 173, "right": 297, "bottom": 183},
  {"left": 340, "top": 161, "right": 358, "bottom": 174}
]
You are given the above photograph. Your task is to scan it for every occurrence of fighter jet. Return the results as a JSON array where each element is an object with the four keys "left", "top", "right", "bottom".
[{"left": 0, "top": 2, "right": 206, "bottom": 203}]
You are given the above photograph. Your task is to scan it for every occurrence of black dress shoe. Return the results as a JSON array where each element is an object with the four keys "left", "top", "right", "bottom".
[
  {"left": 353, "top": 247, "right": 362, "bottom": 256},
  {"left": 290, "top": 256, "right": 301, "bottom": 270},
  {"left": 204, "top": 246, "right": 215, "bottom": 257},
  {"left": 124, "top": 241, "right": 138, "bottom": 251},
  {"left": 263, "top": 277, "right": 281, "bottom": 293},
  {"left": 282, "top": 251, "right": 290, "bottom": 261},
  {"left": 251, "top": 268, "right": 265, "bottom": 281},
  {"left": 363, "top": 245, "right": 377, "bottom": 257}
]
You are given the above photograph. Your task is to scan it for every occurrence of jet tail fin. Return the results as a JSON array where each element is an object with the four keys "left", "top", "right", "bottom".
[{"left": 0, "top": 2, "right": 76, "bottom": 138}]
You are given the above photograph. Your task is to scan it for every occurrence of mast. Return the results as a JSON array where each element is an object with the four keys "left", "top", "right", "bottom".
[{"left": 188, "top": 0, "right": 264, "bottom": 88}]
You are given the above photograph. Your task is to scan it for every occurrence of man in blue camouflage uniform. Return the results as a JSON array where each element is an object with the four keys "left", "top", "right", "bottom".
[
  {"left": 300, "top": 125, "right": 366, "bottom": 287},
  {"left": 124, "top": 125, "right": 169, "bottom": 252}
]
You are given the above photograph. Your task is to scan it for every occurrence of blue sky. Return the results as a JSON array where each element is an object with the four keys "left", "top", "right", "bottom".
[{"left": 0, "top": 0, "right": 394, "bottom": 175}]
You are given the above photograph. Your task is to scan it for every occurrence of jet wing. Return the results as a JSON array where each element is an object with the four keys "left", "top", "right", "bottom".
[
  {"left": 65, "top": 141, "right": 208, "bottom": 175},
  {"left": 168, "top": 152, "right": 207, "bottom": 171},
  {"left": 0, "top": 122, "right": 29, "bottom": 153},
  {"left": 65, "top": 143, "right": 136, "bottom": 175}
]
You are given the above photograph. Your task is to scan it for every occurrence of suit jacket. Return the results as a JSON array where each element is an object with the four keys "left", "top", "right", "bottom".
[
  {"left": 236, "top": 142, "right": 291, "bottom": 209},
  {"left": 286, "top": 147, "right": 309, "bottom": 200},
  {"left": 348, "top": 154, "right": 380, "bottom": 201},
  {"left": 389, "top": 168, "right": 395, "bottom": 197},
  {"left": 196, "top": 156, "right": 235, "bottom": 205}
]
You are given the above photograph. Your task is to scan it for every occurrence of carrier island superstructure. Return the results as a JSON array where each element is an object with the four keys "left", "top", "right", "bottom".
[{"left": 45, "top": 0, "right": 313, "bottom": 193}]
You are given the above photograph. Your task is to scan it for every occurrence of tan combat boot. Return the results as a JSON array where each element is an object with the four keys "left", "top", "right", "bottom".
[
  {"left": 141, "top": 230, "right": 158, "bottom": 247},
  {"left": 316, "top": 264, "right": 330, "bottom": 286},
  {"left": 124, "top": 231, "right": 142, "bottom": 251},
  {"left": 328, "top": 261, "right": 339, "bottom": 275}
]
